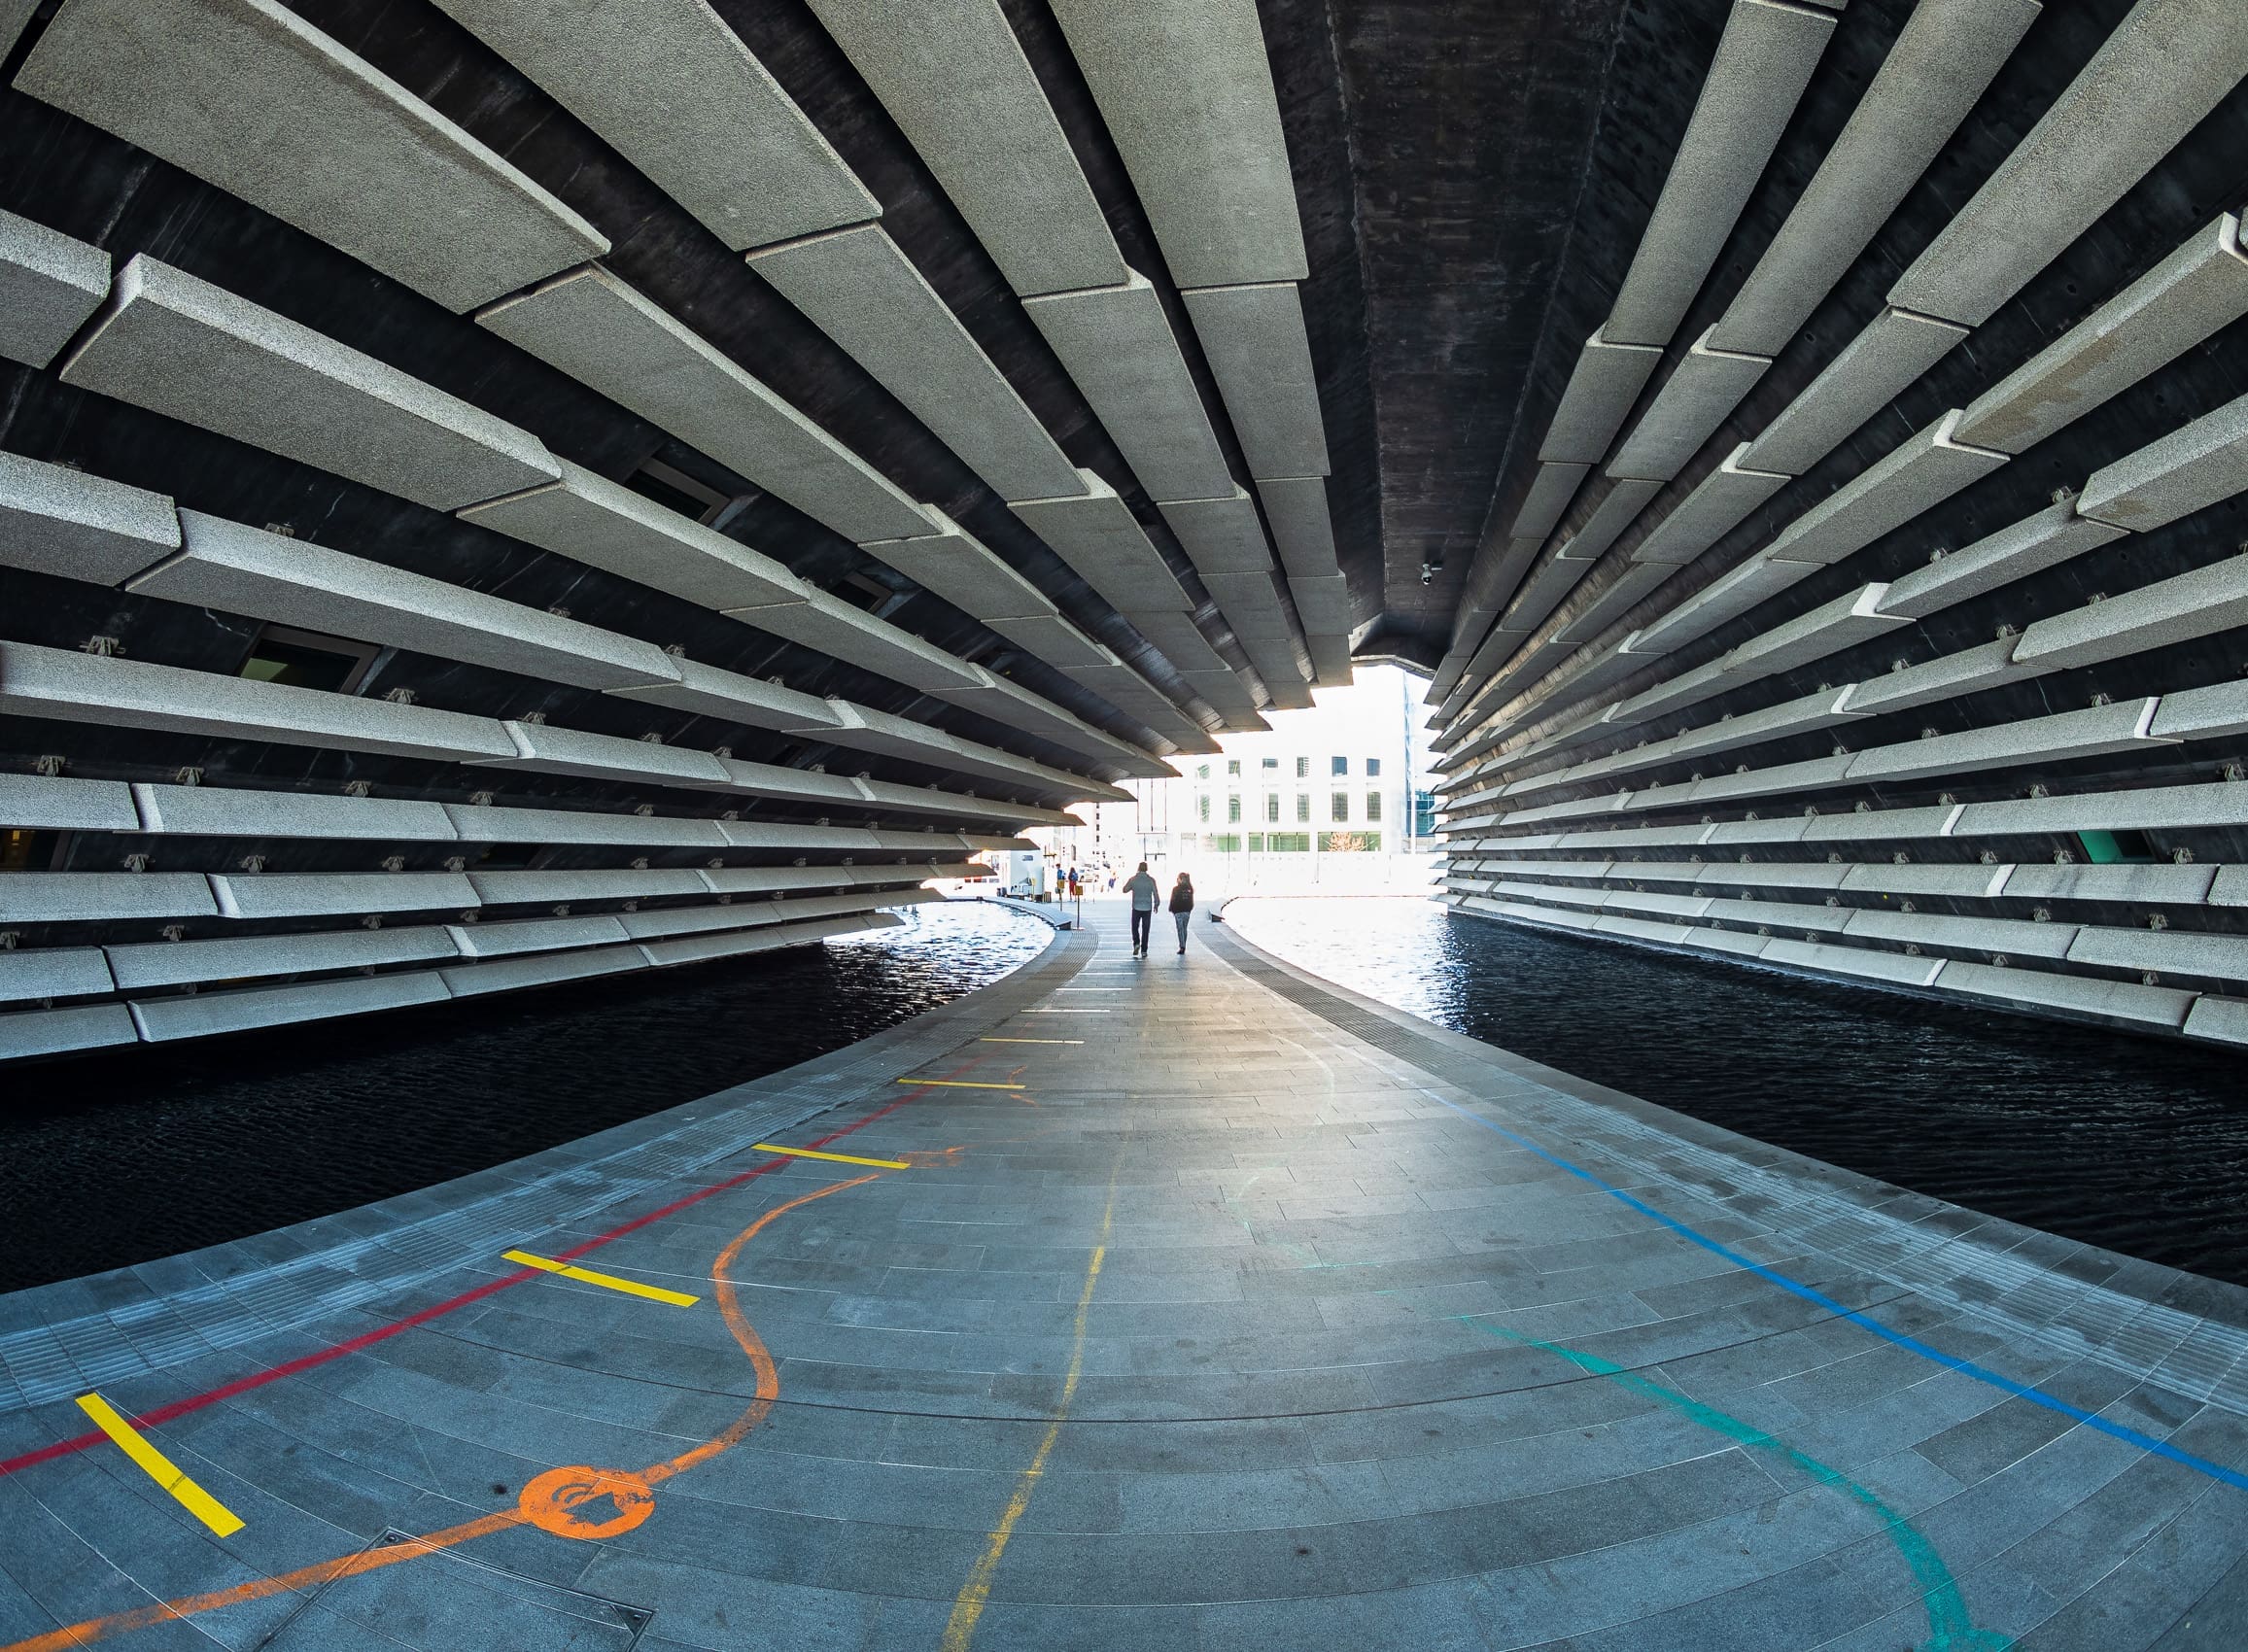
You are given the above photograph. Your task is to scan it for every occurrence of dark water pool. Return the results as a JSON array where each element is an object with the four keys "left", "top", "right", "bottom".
[
  {"left": 0, "top": 902, "right": 1051, "bottom": 1293},
  {"left": 1224, "top": 896, "right": 2248, "bottom": 1289}
]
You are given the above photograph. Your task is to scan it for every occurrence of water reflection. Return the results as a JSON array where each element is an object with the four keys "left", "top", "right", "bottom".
[
  {"left": 0, "top": 902, "right": 1051, "bottom": 1292},
  {"left": 1225, "top": 895, "right": 2248, "bottom": 1287}
]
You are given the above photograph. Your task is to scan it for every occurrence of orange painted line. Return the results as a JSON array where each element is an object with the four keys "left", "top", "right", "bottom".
[{"left": 1, "top": 1173, "right": 884, "bottom": 1652}]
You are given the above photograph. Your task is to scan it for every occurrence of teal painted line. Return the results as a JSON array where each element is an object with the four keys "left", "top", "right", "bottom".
[
  {"left": 1461, "top": 1317, "right": 2012, "bottom": 1652},
  {"left": 1425, "top": 1092, "right": 2248, "bottom": 1497}
]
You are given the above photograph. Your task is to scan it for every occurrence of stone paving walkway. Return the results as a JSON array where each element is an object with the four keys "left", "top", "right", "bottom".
[{"left": 1, "top": 908, "right": 2244, "bottom": 1651}]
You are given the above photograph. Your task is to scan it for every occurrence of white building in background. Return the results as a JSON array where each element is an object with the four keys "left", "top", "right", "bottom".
[{"left": 1030, "top": 664, "right": 1437, "bottom": 895}]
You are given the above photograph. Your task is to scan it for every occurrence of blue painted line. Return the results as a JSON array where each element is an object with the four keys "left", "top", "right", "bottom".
[{"left": 1424, "top": 1090, "right": 2248, "bottom": 1496}]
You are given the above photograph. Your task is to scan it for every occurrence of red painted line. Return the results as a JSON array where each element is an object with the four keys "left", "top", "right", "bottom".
[{"left": 0, "top": 1075, "right": 953, "bottom": 1479}]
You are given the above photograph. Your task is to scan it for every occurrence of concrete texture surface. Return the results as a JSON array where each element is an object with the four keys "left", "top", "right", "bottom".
[{"left": 1, "top": 911, "right": 2242, "bottom": 1650}]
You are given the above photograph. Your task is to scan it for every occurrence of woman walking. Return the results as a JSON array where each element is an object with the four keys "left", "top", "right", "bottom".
[{"left": 1167, "top": 873, "right": 1194, "bottom": 954}]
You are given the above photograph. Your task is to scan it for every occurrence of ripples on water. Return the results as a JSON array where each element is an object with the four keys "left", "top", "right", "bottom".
[
  {"left": 0, "top": 902, "right": 1051, "bottom": 1293},
  {"left": 1225, "top": 895, "right": 2248, "bottom": 1288}
]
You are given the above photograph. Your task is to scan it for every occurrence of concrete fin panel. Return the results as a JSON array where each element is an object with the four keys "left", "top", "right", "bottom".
[
  {"left": 446, "top": 803, "right": 726, "bottom": 848},
  {"left": 1954, "top": 779, "right": 2248, "bottom": 838},
  {"left": 1509, "top": 464, "right": 1590, "bottom": 543},
  {"left": 1256, "top": 477, "right": 1341, "bottom": 581},
  {"left": 2186, "top": 996, "right": 2248, "bottom": 1046},
  {"left": 860, "top": 503, "right": 1055, "bottom": 621},
  {"left": 1767, "top": 409, "right": 2009, "bottom": 567},
  {"left": 1179, "top": 282, "right": 1330, "bottom": 480},
  {"left": 1708, "top": 0, "right": 2041, "bottom": 355},
  {"left": 803, "top": 0, "right": 1123, "bottom": 295},
  {"left": 1288, "top": 574, "right": 1353, "bottom": 636},
  {"left": 1604, "top": 0, "right": 1837, "bottom": 347},
  {"left": 2068, "top": 924, "right": 2248, "bottom": 984},
  {"left": 1560, "top": 478, "right": 1666, "bottom": 566},
  {"left": 0, "top": 641, "right": 519, "bottom": 764},
  {"left": 1742, "top": 308, "right": 1970, "bottom": 477},
  {"left": 129, "top": 971, "right": 451, "bottom": 1043},
  {"left": 1836, "top": 636, "right": 2043, "bottom": 715},
  {"left": 137, "top": 783, "right": 457, "bottom": 842},
  {"left": 442, "top": 945, "right": 644, "bottom": 997},
  {"left": 709, "top": 756, "right": 869, "bottom": 808},
  {"left": 0, "top": 774, "right": 138, "bottom": 833},
  {"left": 472, "top": 720, "right": 733, "bottom": 787},
  {"left": 2148, "top": 680, "right": 2248, "bottom": 742},
  {"left": 1630, "top": 444, "right": 1790, "bottom": 565},
  {"left": 1158, "top": 487, "right": 1275, "bottom": 578},
  {"left": 1955, "top": 215, "right": 2248, "bottom": 455},
  {"left": 468, "top": 868, "right": 705, "bottom": 905},
  {"left": 1201, "top": 569, "right": 1294, "bottom": 639},
  {"left": 0, "top": 451, "right": 180, "bottom": 586},
  {"left": 1539, "top": 328, "right": 1665, "bottom": 465},
  {"left": 0, "top": 1002, "right": 140, "bottom": 1059},
  {"left": 2078, "top": 389, "right": 2248, "bottom": 532},
  {"left": 2013, "top": 555, "right": 2248, "bottom": 672},
  {"left": 109, "top": 924, "right": 459, "bottom": 989},
  {"left": 639, "top": 912, "right": 899, "bottom": 967},
  {"left": 210, "top": 871, "right": 477, "bottom": 918},
  {"left": 1762, "top": 938, "right": 1947, "bottom": 988},
  {"left": 1608, "top": 330, "right": 1772, "bottom": 481},
  {"left": 1626, "top": 551, "right": 1816, "bottom": 656},
  {"left": 1553, "top": 563, "right": 1677, "bottom": 645},
  {"left": 1305, "top": 634, "right": 1354, "bottom": 686},
  {"left": 460, "top": 460, "right": 808, "bottom": 612},
  {"left": 0, "top": 946, "right": 115, "bottom": 1004},
  {"left": 131, "top": 511, "right": 681, "bottom": 692},
  {"left": 1127, "top": 611, "right": 1231, "bottom": 678},
  {"left": 1020, "top": 275, "right": 1234, "bottom": 504},
  {"left": 748, "top": 225, "right": 1083, "bottom": 501},
  {"left": 478, "top": 266, "right": 926, "bottom": 543},
  {"left": 985, "top": 613, "right": 1113, "bottom": 671},
  {"left": 1046, "top": 0, "right": 1306, "bottom": 289},
  {"left": 1239, "top": 634, "right": 1310, "bottom": 691},
  {"left": 63, "top": 257, "right": 561, "bottom": 512},
  {"left": 1010, "top": 470, "right": 1193, "bottom": 614},
  {"left": 0, "top": 2, "right": 39, "bottom": 63},
  {"left": 1888, "top": 0, "right": 2248, "bottom": 327},
  {"left": 19, "top": 0, "right": 606, "bottom": 312},
  {"left": 2007, "top": 861, "right": 2217, "bottom": 904},
  {"left": 1874, "top": 500, "right": 2127, "bottom": 619},
  {"left": 0, "top": 872, "right": 215, "bottom": 924},
  {"left": 722, "top": 586, "right": 984, "bottom": 693},
  {"left": 1844, "top": 698, "right": 2172, "bottom": 785},
  {"left": 0, "top": 208, "right": 110, "bottom": 369},
  {"left": 1500, "top": 554, "right": 1598, "bottom": 642},
  {"left": 430, "top": 0, "right": 876, "bottom": 253},
  {"left": 1724, "top": 582, "right": 1908, "bottom": 676},
  {"left": 606, "top": 657, "right": 843, "bottom": 734},
  {"left": 1933, "top": 959, "right": 2194, "bottom": 1030}
]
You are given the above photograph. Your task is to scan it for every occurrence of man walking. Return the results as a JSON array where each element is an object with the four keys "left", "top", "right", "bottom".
[{"left": 1122, "top": 861, "right": 1159, "bottom": 957}]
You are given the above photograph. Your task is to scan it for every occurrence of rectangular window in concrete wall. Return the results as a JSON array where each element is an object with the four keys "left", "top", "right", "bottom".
[
  {"left": 1228, "top": 759, "right": 1241, "bottom": 775},
  {"left": 1262, "top": 756, "right": 1278, "bottom": 772},
  {"left": 1207, "top": 834, "right": 1241, "bottom": 852},
  {"left": 1366, "top": 757, "right": 1382, "bottom": 777},
  {"left": 1366, "top": 791, "right": 1382, "bottom": 822},
  {"left": 1267, "top": 833, "right": 1309, "bottom": 852},
  {"left": 1331, "top": 791, "right": 1348, "bottom": 822},
  {"left": 1195, "top": 762, "right": 1209, "bottom": 779},
  {"left": 1265, "top": 793, "right": 1279, "bottom": 822},
  {"left": 1197, "top": 795, "right": 1210, "bottom": 822},
  {"left": 1296, "top": 793, "right": 1310, "bottom": 822},
  {"left": 1321, "top": 831, "right": 1378, "bottom": 852},
  {"left": 1228, "top": 795, "right": 1241, "bottom": 823},
  {"left": 1331, "top": 755, "right": 1347, "bottom": 775},
  {"left": 1296, "top": 756, "right": 1309, "bottom": 777}
]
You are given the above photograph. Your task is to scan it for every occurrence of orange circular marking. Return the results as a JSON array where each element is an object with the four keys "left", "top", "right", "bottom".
[{"left": 516, "top": 1465, "right": 655, "bottom": 1538}]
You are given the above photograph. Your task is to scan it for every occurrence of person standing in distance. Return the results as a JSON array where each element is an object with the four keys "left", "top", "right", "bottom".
[
  {"left": 1123, "top": 861, "right": 1159, "bottom": 957},
  {"left": 1167, "top": 873, "right": 1194, "bottom": 954}
]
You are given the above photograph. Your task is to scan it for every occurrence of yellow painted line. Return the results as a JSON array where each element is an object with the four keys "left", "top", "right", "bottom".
[
  {"left": 941, "top": 1182, "right": 1117, "bottom": 1651},
  {"left": 75, "top": 1393, "right": 244, "bottom": 1536},
  {"left": 750, "top": 1143, "right": 912, "bottom": 1170},
  {"left": 501, "top": 1250, "right": 701, "bottom": 1308},
  {"left": 899, "top": 1078, "right": 1027, "bottom": 1091},
  {"left": 980, "top": 1038, "right": 1083, "bottom": 1045}
]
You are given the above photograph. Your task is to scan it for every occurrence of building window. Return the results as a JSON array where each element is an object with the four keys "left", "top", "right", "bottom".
[
  {"left": 1195, "top": 763, "right": 1209, "bottom": 780},
  {"left": 1296, "top": 794, "right": 1310, "bottom": 823},
  {"left": 1366, "top": 757, "right": 1382, "bottom": 777},
  {"left": 1267, "top": 832, "right": 1309, "bottom": 852},
  {"left": 1295, "top": 756, "right": 1309, "bottom": 778},
  {"left": 1331, "top": 756, "right": 1348, "bottom": 776},
  {"left": 1331, "top": 792, "right": 1348, "bottom": 822},
  {"left": 238, "top": 624, "right": 378, "bottom": 694},
  {"left": 1197, "top": 795, "right": 1210, "bottom": 823},
  {"left": 1265, "top": 793, "right": 1280, "bottom": 823},
  {"left": 1227, "top": 759, "right": 1241, "bottom": 776},
  {"left": 1262, "top": 756, "right": 1278, "bottom": 772},
  {"left": 1366, "top": 790, "right": 1383, "bottom": 823},
  {"left": 1228, "top": 795, "right": 1241, "bottom": 823}
]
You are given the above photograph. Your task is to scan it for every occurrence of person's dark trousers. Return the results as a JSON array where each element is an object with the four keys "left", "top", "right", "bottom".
[{"left": 1129, "top": 908, "right": 1152, "bottom": 954}]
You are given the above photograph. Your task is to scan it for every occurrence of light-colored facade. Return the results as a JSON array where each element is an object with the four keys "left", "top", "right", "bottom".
[{"left": 1031, "top": 665, "right": 1436, "bottom": 893}]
